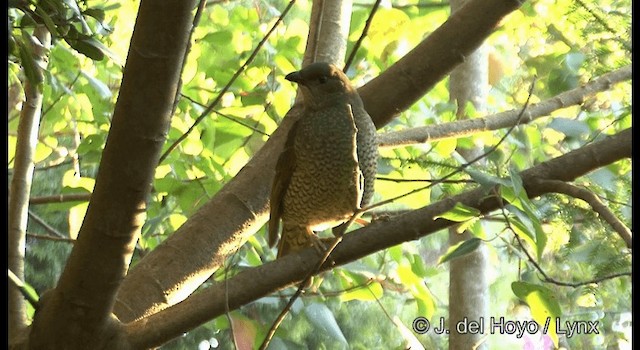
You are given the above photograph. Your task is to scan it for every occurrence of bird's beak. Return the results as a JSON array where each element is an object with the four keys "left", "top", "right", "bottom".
[{"left": 285, "top": 71, "right": 303, "bottom": 84}]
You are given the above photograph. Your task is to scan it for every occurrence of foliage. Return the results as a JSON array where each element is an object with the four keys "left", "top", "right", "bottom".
[{"left": 7, "top": 0, "right": 631, "bottom": 348}]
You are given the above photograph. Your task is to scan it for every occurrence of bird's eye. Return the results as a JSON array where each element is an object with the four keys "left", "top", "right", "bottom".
[{"left": 318, "top": 76, "right": 328, "bottom": 84}]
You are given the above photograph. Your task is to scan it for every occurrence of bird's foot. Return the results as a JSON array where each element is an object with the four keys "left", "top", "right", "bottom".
[
  {"left": 313, "top": 236, "right": 342, "bottom": 267},
  {"left": 308, "top": 235, "right": 328, "bottom": 256}
]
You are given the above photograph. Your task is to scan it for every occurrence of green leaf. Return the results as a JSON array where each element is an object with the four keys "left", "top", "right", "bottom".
[
  {"left": 564, "top": 51, "right": 585, "bottom": 72},
  {"left": 410, "top": 253, "right": 428, "bottom": 276},
  {"left": 388, "top": 244, "right": 403, "bottom": 263},
  {"left": 62, "top": 0, "right": 92, "bottom": 35},
  {"left": 66, "top": 37, "right": 105, "bottom": 61},
  {"left": 84, "top": 8, "right": 106, "bottom": 23},
  {"left": 77, "top": 134, "right": 105, "bottom": 155},
  {"left": 83, "top": 37, "right": 120, "bottom": 63},
  {"left": 548, "top": 67, "right": 578, "bottom": 95},
  {"left": 436, "top": 202, "right": 480, "bottom": 222},
  {"left": 397, "top": 264, "right": 422, "bottom": 286},
  {"left": 548, "top": 118, "right": 591, "bottom": 138},
  {"left": 33, "top": 6, "right": 59, "bottom": 36},
  {"left": 465, "top": 169, "right": 511, "bottom": 187},
  {"left": 455, "top": 216, "right": 479, "bottom": 234},
  {"left": 511, "top": 281, "right": 562, "bottom": 347},
  {"left": 502, "top": 178, "right": 547, "bottom": 259},
  {"left": 508, "top": 168, "right": 525, "bottom": 197},
  {"left": 509, "top": 213, "right": 537, "bottom": 250},
  {"left": 414, "top": 285, "right": 436, "bottom": 320},
  {"left": 438, "top": 238, "right": 482, "bottom": 264},
  {"left": 304, "top": 303, "right": 347, "bottom": 344},
  {"left": 80, "top": 71, "right": 112, "bottom": 99},
  {"left": 340, "top": 282, "right": 383, "bottom": 302},
  {"left": 17, "top": 35, "right": 43, "bottom": 87},
  {"left": 22, "top": 280, "right": 40, "bottom": 305}
]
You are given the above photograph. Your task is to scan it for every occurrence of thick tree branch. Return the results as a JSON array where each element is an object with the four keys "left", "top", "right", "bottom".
[
  {"left": 126, "top": 129, "right": 631, "bottom": 348},
  {"left": 27, "top": 1, "right": 197, "bottom": 348},
  {"left": 359, "top": 0, "right": 524, "bottom": 127},
  {"left": 114, "top": 0, "right": 525, "bottom": 323},
  {"left": 533, "top": 179, "right": 631, "bottom": 248},
  {"left": 377, "top": 65, "right": 632, "bottom": 148}
]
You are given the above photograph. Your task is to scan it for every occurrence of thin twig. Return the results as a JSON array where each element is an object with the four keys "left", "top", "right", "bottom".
[
  {"left": 363, "top": 78, "right": 537, "bottom": 213},
  {"left": 8, "top": 269, "right": 39, "bottom": 308},
  {"left": 500, "top": 205, "right": 631, "bottom": 288},
  {"left": 573, "top": 0, "right": 631, "bottom": 52},
  {"left": 344, "top": 0, "right": 382, "bottom": 71},
  {"left": 354, "top": 1, "right": 449, "bottom": 9},
  {"left": 170, "top": 0, "right": 207, "bottom": 115},
  {"left": 224, "top": 247, "right": 241, "bottom": 350},
  {"left": 159, "top": 0, "right": 296, "bottom": 164},
  {"left": 26, "top": 232, "right": 75, "bottom": 243},
  {"left": 179, "top": 93, "right": 270, "bottom": 136},
  {"left": 276, "top": 278, "right": 375, "bottom": 298},
  {"left": 41, "top": 71, "right": 82, "bottom": 118},
  {"left": 34, "top": 159, "right": 74, "bottom": 172},
  {"left": 376, "top": 176, "right": 474, "bottom": 184},
  {"left": 368, "top": 282, "right": 394, "bottom": 324},
  {"left": 533, "top": 179, "right": 632, "bottom": 248},
  {"left": 28, "top": 210, "right": 66, "bottom": 238},
  {"left": 29, "top": 193, "right": 91, "bottom": 205}
]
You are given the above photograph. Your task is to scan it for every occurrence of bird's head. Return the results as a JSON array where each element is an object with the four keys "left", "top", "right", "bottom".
[{"left": 285, "top": 62, "right": 358, "bottom": 109}]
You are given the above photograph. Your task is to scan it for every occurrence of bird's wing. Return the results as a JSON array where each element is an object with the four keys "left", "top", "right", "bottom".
[{"left": 268, "top": 119, "right": 299, "bottom": 247}]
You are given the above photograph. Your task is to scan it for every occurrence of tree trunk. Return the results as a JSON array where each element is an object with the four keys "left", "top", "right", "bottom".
[
  {"left": 26, "top": 1, "right": 196, "bottom": 348},
  {"left": 448, "top": 0, "right": 489, "bottom": 348}
]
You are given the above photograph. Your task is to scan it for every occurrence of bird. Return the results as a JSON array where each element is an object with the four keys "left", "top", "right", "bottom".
[{"left": 268, "top": 62, "right": 377, "bottom": 258}]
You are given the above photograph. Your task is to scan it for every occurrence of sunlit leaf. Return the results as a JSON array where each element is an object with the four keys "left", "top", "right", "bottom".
[
  {"left": 397, "top": 264, "right": 422, "bottom": 286},
  {"left": 509, "top": 214, "right": 537, "bottom": 250},
  {"left": 69, "top": 202, "right": 89, "bottom": 239},
  {"left": 414, "top": 285, "right": 436, "bottom": 320},
  {"left": 575, "top": 292, "right": 597, "bottom": 307},
  {"left": 34, "top": 143, "right": 53, "bottom": 163},
  {"left": 62, "top": 170, "right": 95, "bottom": 192},
  {"left": 512, "top": 282, "right": 562, "bottom": 347},
  {"left": 388, "top": 244, "right": 403, "bottom": 263},
  {"left": 340, "top": 282, "right": 383, "bottom": 302},
  {"left": 435, "top": 202, "right": 480, "bottom": 222},
  {"left": 168, "top": 213, "right": 187, "bottom": 230},
  {"left": 432, "top": 137, "right": 457, "bottom": 158}
]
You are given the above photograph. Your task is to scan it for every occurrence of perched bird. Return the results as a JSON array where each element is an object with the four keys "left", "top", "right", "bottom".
[{"left": 269, "top": 62, "right": 378, "bottom": 258}]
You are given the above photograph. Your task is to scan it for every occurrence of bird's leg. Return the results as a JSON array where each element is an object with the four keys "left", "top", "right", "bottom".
[{"left": 307, "top": 231, "right": 328, "bottom": 257}]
